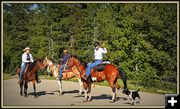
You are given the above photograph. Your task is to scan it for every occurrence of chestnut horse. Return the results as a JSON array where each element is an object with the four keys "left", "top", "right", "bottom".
[
  {"left": 17, "top": 59, "right": 45, "bottom": 97},
  {"left": 66, "top": 56, "right": 129, "bottom": 103},
  {"left": 43, "top": 57, "right": 84, "bottom": 95}
]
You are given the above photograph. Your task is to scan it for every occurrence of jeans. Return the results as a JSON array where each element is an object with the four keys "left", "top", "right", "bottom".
[
  {"left": 59, "top": 64, "right": 65, "bottom": 79},
  {"left": 85, "top": 60, "right": 102, "bottom": 77},
  {"left": 19, "top": 63, "right": 26, "bottom": 80}
]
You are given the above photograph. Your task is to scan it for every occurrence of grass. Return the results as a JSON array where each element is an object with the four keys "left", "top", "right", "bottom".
[
  {"left": 3, "top": 74, "right": 176, "bottom": 94},
  {"left": 3, "top": 73, "right": 17, "bottom": 80}
]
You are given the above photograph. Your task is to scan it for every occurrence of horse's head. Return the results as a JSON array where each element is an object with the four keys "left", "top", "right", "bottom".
[
  {"left": 43, "top": 56, "right": 54, "bottom": 76},
  {"left": 43, "top": 56, "right": 49, "bottom": 67},
  {"left": 35, "top": 59, "right": 45, "bottom": 70}
]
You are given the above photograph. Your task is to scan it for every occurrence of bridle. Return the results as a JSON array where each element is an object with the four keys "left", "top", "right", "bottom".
[{"left": 66, "top": 58, "right": 86, "bottom": 76}]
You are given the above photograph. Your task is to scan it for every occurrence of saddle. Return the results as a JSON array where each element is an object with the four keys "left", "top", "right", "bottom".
[{"left": 94, "top": 61, "right": 111, "bottom": 72}]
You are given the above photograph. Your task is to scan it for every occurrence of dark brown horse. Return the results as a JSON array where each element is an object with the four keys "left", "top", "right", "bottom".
[
  {"left": 17, "top": 59, "right": 45, "bottom": 97},
  {"left": 66, "top": 56, "right": 129, "bottom": 103}
]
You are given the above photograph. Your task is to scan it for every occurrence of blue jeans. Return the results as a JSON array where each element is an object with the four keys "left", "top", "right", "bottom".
[
  {"left": 85, "top": 60, "right": 102, "bottom": 77},
  {"left": 59, "top": 64, "right": 65, "bottom": 79},
  {"left": 19, "top": 63, "right": 26, "bottom": 80}
]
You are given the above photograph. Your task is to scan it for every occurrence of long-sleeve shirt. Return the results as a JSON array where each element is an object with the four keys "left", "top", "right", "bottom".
[
  {"left": 21, "top": 53, "right": 34, "bottom": 66},
  {"left": 62, "top": 54, "right": 71, "bottom": 65},
  {"left": 94, "top": 47, "right": 107, "bottom": 60}
]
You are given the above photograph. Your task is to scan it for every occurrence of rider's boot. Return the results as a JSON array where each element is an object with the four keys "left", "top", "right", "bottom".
[
  {"left": 18, "top": 79, "right": 23, "bottom": 84},
  {"left": 82, "top": 75, "right": 89, "bottom": 80}
]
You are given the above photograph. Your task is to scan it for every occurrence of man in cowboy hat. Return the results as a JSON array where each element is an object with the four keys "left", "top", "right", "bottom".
[
  {"left": 58, "top": 49, "right": 71, "bottom": 80},
  {"left": 18, "top": 47, "right": 41, "bottom": 84}
]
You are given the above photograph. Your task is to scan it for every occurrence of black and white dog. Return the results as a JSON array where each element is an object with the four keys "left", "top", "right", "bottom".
[{"left": 123, "top": 89, "right": 141, "bottom": 105}]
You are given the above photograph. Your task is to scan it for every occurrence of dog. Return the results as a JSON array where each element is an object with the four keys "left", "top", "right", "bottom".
[{"left": 123, "top": 89, "right": 141, "bottom": 105}]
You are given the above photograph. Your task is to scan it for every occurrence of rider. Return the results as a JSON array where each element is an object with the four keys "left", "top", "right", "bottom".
[
  {"left": 18, "top": 47, "right": 41, "bottom": 84},
  {"left": 58, "top": 49, "right": 71, "bottom": 80},
  {"left": 83, "top": 42, "right": 107, "bottom": 80}
]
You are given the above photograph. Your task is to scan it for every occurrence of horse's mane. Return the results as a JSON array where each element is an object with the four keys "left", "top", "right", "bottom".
[
  {"left": 27, "top": 59, "right": 42, "bottom": 72},
  {"left": 71, "top": 55, "right": 87, "bottom": 67}
]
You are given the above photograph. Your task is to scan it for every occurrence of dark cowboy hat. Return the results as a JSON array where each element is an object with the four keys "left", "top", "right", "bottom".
[{"left": 94, "top": 42, "right": 100, "bottom": 46}]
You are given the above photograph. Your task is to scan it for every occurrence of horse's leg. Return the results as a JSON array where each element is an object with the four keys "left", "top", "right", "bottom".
[
  {"left": 78, "top": 79, "right": 83, "bottom": 95},
  {"left": 87, "top": 82, "right": 92, "bottom": 102},
  {"left": 115, "top": 79, "right": 120, "bottom": 100},
  {"left": 20, "top": 81, "right": 23, "bottom": 96},
  {"left": 24, "top": 81, "right": 28, "bottom": 97},
  {"left": 109, "top": 81, "right": 116, "bottom": 103},
  {"left": 83, "top": 81, "right": 88, "bottom": 102},
  {"left": 32, "top": 80, "right": 38, "bottom": 98},
  {"left": 57, "top": 79, "right": 63, "bottom": 95}
]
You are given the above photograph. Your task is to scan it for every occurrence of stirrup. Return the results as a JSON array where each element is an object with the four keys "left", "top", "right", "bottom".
[
  {"left": 18, "top": 79, "right": 23, "bottom": 84},
  {"left": 82, "top": 76, "right": 88, "bottom": 80}
]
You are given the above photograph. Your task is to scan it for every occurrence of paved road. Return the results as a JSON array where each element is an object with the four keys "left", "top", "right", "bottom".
[{"left": 2, "top": 79, "right": 165, "bottom": 108}]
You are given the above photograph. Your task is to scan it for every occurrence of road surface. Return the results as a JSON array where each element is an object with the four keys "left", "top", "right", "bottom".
[{"left": 2, "top": 79, "right": 165, "bottom": 108}]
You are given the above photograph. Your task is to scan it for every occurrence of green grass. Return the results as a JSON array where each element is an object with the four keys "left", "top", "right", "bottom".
[
  {"left": 3, "top": 73, "right": 16, "bottom": 80},
  {"left": 3, "top": 74, "right": 176, "bottom": 94}
]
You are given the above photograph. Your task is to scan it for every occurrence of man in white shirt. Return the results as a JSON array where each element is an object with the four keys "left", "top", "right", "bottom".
[
  {"left": 18, "top": 47, "right": 34, "bottom": 83},
  {"left": 83, "top": 42, "right": 107, "bottom": 80}
]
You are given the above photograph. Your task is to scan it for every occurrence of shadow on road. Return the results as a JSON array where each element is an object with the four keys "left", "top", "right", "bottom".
[
  {"left": 63, "top": 90, "right": 79, "bottom": 94},
  {"left": 28, "top": 91, "right": 54, "bottom": 96},
  {"left": 92, "top": 94, "right": 112, "bottom": 100},
  {"left": 73, "top": 93, "right": 128, "bottom": 101}
]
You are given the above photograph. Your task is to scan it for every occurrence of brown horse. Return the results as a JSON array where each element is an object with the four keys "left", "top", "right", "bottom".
[
  {"left": 43, "top": 57, "right": 84, "bottom": 95},
  {"left": 17, "top": 59, "right": 45, "bottom": 97},
  {"left": 66, "top": 56, "right": 129, "bottom": 103}
]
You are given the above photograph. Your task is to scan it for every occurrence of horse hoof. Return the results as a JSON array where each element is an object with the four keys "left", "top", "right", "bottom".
[
  {"left": 24, "top": 95, "right": 28, "bottom": 97},
  {"left": 59, "top": 92, "right": 63, "bottom": 96},
  {"left": 87, "top": 99, "right": 92, "bottom": 102},
  {"left": 83, "top": 100, "right": 88, "bottom": 102},
  {"left": 34, "top": 95, "right": 39, "bottom": 98},
  {"left": 109, "top": 100, "right": 115, "bottom": 103}
]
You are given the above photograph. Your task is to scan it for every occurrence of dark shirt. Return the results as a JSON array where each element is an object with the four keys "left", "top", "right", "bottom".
[
  {"left": 62, "top": 54, "right": 70, "bottom": 65},
  {"left": 26, "top": 53, "right": 30, "bottom": 60}
]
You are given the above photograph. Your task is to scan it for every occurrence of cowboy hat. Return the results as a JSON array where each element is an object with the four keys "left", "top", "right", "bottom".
[
  {"left": 23, "top": 47, "right": 31, "bottom": 51},
  {"left": 63, "top": 49, "right": 68, "bottom": 53}
]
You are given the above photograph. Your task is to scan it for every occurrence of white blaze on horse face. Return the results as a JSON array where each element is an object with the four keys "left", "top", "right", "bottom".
[{"left": 92, "top": 77, "right": 97, "bottom": 81}]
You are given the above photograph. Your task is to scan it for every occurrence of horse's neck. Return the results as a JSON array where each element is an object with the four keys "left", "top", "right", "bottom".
[
  {"left": 27, "top": 62, "right": 36, "bottom": 73},
  {"left": 48, "top": 60, "right": 55, "bottom": 71},
  {"left": 73, "top": 60, "right": 86, "bottom": 74},
  {"left": 48, "top": 61, "right": 59, "bottom": 75}
]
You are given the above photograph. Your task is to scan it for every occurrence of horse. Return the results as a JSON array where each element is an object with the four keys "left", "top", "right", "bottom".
[
  {"left": 43, "top": 57, "right": 84, "bottom": 95},
  {"left": 17, "top": 59, "right": 45, "bottom": 97},
  {"left": 66, "top": 56, "right": 129, "bottom": 103}
]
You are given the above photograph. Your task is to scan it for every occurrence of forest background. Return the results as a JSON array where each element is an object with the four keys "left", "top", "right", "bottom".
[{"left": 3, "top": 3, "right": 178, "bottom": 93}]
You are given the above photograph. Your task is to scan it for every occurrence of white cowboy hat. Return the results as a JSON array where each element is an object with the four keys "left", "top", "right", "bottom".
[
  {"left": 23, "top": 47, "right": 31, "bottom": 51},
  {"left": 63, "top": 49, "right": 68, "bottom": 53}
]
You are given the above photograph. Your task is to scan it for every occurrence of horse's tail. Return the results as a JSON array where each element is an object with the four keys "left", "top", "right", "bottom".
[{"left": 118, "top": 67, "right": 129, "bottom": 92}]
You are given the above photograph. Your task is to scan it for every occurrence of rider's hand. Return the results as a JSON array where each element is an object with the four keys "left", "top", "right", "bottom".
[{"left": 101, "top": 43, "right": 105, "bottom": 48}]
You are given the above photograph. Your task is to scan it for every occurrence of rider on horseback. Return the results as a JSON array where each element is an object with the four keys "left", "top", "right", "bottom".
[
  {"left": 58, "top": 49, "right": 71, "bottom": 80},
  {"left": 18, "top": 47, "right": 41, "bottom": 84},
  {"left": 83, "top": 42, "right": 107, "bottom": 80}
]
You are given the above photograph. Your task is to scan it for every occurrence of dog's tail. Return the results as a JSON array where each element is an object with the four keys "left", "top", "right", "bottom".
[{"left": 136, "top": 88, "right": 140, "bottom": 92}]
